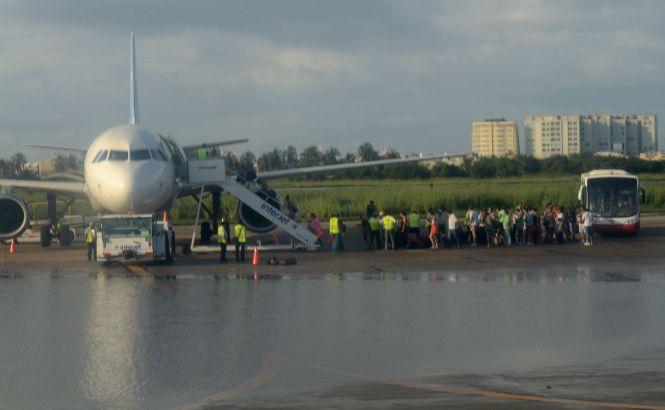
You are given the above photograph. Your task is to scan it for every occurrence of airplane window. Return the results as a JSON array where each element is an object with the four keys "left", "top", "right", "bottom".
[
  {"left": 151, "top": 149, "right": 168, "bottom": 161},
  {"left": 108, "top": 150, "right": 129, "bottom": 161},
  {"left": 92, "top": 150, "right": 108, "bottom": 163},
  {"left": 130, "top": 149, "right": 151, "bottom": 161}
]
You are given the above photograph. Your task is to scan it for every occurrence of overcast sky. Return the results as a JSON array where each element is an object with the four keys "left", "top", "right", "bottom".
[{"left": 1, "top": 0, "right": 664, "bottom": 159}]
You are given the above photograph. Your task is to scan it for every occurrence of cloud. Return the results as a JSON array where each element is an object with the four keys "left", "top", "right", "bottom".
[{"left": 0, "top": 0, "right": 663, "bottom": 159}]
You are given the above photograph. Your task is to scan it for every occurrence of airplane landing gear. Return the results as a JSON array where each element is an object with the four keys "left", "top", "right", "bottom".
[
  {"left": 40, "top": 225, "right": 52, "bottom": 247},
  {"left": 59, "top": 225, "right": 74, "bottom": 247}
]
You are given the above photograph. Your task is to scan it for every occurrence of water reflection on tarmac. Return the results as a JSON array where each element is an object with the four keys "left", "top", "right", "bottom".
[{"left": 1, "top": 266, "right": 664, "bottom": 409}]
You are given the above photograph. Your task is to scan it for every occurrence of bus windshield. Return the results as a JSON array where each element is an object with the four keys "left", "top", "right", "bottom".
[
  {"left": 103, "top": 217, "right": 153, "bottom": 237},
  {"left": 587, "top": 178, "right": 638, "bottom": 218}
]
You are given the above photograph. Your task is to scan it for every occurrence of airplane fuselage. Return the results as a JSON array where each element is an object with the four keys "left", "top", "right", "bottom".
[{"left": 84, "top": 124, "right": 177, "bottom": 213}]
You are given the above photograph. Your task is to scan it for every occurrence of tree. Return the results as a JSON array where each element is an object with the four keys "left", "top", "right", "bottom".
[
  {"left": 239, "top": 151, "right": 256, "bottom": 170},
  {"left": 522, "top": 156, "right": 542, "bottom": 175},
  {"left": 0, "top": 159, "right": 11, "bottom": 177},
  {"left": 66, "top": 154, "right": 80, "bottom": 172},
  {"left": 53, "top": 155, "right": 68, "bottom": 173},
  {"left": 322, "top": 147, "right": 340, "bottom": 165},
  {"left": 257, "top": 148, "right": 283, "bottom": 171},
  {"left": 357, "top": 142, "right": 379, "bottom": 161},
  {"left": 432, "top": 162, "right": 467, "bottom": 177},
  {"left": 381, "top": 148, "right": 401, "bottom": 159},
  {"left": 300, "top": 146, "right": 322, "bottom": 167},
  {"left": 225, "top": 152, "right": 241, "bottom": 172},
  {"left": 10, "top": 153, "right": 27, "bottom": 175},
  {"left": 282, "top": 146, "right": 298, "bottom": 168}
]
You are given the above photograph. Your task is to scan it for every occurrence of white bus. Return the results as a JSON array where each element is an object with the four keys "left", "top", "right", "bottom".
[{"left": 578, "top": 169, "right": 644, "bottom": 234}]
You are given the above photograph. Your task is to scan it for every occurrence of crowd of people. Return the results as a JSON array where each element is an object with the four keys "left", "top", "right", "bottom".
[{"left": 315, "top": 201, "right": 596, "bottom": 253}]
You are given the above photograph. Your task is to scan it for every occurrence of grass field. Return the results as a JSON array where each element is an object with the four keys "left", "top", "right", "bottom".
[
  {"left": 267, "top": 174, "right": 665, "bottom": 218},
  {"left": 18, "top": 174, "right": 665, "bottom": 222}
]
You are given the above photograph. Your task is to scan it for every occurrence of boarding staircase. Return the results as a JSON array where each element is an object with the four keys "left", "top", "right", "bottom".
[
  {"left": 220, "top": 179, "right": 319, "bottom": 250},
  {"left": 188, "top": 159, "right": 320, "bottom": 251}
]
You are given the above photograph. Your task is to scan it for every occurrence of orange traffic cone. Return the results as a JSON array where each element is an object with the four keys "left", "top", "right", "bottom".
[
  {"left": 252, "top": 246, "right": 260, "bottom": 266},
  {"left": 162, "top": 210, "right": 168, "bottom": 223},
  {"left": 9, "top": 238, "right": 16, "bottom": 254}
]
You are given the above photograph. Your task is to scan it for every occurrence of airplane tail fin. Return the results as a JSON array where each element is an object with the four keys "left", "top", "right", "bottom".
[{"left": 130, "top": 32, "right": 139, "bottom": 125}]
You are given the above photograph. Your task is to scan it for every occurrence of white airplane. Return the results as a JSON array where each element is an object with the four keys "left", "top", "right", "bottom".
[{"left": 0, "top": 34, "right": 436, "bottom": 245}]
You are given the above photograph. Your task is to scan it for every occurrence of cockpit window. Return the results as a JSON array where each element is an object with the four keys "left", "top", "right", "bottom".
[
  {"left": 92, "top": 150, "right": 108, "bottom": 163},
  {"left": 130, "top": 149, "right": 151, "bottom": 161},
  {"left": 108, "top": 150, "right": 129, "bottom": 161},
  {"left": 151, "top": 149, "right": 168, "bottom": 162}
]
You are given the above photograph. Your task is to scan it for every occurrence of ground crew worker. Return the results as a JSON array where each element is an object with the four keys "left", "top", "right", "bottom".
[
  {"left": 168, "top": 225, "right": 176, "bottom": 257},
  {"left": 84, "top": 223, "right": 96, "bottom": 261},
  {"left": 55, "top": 218, "right": 63, "bottom": 239},
  {"left": 407, "top": 210, "right": 420, "bottom": 248},
  {"left": 217, "top": 217, "right": 230, "bottom": 262},
  {"left": 197, "top": 147, "right": 207, "bottom": 160},
  {"left": 329, "top": 212, "right": 341, "bottom": 254},
  {"left": 368, "top": 213, "right": 380, "bottom": 250},
  {"left": 380, "top": 211, "right": 396, "bottom": 251},
  {"left": 234, "top": 221, "right": 247, "bottom": 262}
]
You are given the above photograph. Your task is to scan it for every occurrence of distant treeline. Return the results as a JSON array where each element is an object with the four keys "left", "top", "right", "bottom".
[
  {"left": 2, "top": 142, "right": 664, "bottom": 181},
  {"left": 229, "top": 142, "right": 665, "bottom": 180},
  {"left": 0, "top": 153, "right": 80, "bottom": 179}
]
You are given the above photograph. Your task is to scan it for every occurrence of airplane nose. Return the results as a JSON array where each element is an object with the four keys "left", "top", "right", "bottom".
[
  {"left": 111, "top": 172, "right": 136, "bottom": 213},
  {"left": 90, "top": 162, "right": 169, "bottom": 214},
  {"left": 127, "top": 163, "right": 168, "bottom": 212}
]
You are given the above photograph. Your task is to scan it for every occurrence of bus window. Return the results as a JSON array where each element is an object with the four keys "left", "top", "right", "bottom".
[{"left": 587, "top": 178, "right": 637, "bottom": 217}]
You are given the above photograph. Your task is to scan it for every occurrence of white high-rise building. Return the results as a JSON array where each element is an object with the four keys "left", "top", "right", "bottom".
[
  {"left": 524, "top": 114, "right": 657, "bottom": 158},
  {"left": 471, "top": 119, "right": 520, "bottom": 157}
]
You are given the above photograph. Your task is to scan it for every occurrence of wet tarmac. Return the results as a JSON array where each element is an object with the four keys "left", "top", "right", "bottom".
[
  {"left": 3, "top": 214, "right": 665, "bottom": 277},
  {"left": 1, "top": 265, "right": 665, "bottom": 409}
]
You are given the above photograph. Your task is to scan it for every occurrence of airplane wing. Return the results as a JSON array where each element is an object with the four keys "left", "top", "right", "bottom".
[
  {"left": 182, "top": 138, "right": 249, "bottom": 150},
  {"left": 0, "top": 179, "right": 87, "bottom": 196},
  {"left": 24, "top": 144, "right": 87, "bottom": 153},
  {"left": 256, "top": 155, "right": 438, "bottom": 181}
]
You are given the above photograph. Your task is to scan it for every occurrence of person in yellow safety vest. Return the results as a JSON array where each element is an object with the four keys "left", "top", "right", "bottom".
[
  {"left": 234, "top": 222, "right": 247, "bottom": 262},
  {"left": 84, "top": 223, "right": 96, "bottom": 261},
  {"left": 196, "top": 147, "right": 207, "bottom": 160},
  {"left": 407, "top": 210, "right": 420, "bottom": 248},
  {"left": 368, "top": 213, "right": 380, "bottom": 250},
  {"left": 408, "top": 211, "right": 420, "bottom": 233},
  {"left": 329, "top": 212, "right": 341, "bottom": 254},
  {"left": 217, "top": 217, "right": 230, "bottom": 262},
  {"left": 379, "top": 211, "right": 397, "bottom": 251}
]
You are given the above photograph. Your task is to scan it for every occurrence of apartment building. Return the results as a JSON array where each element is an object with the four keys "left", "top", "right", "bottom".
[
  {"left": 524, "top": 114, "right": 657, "bottom": 158},
  {"left": 471, "top": 119, "right": 520, "bottom": 157}
]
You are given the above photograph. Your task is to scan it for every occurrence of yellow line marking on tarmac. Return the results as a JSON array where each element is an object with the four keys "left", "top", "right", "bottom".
[
  {"left": 172, "top": 351, "right": 280, "bottom": 410},
  {"left": 118, "top": 263, "right": 177, "bottom": 297},
  {"left": 287, "top": 358, "right": 665, "bottom": 410},
  {"left": 124, "top": 264, "right": 149, "bottom": 276}
]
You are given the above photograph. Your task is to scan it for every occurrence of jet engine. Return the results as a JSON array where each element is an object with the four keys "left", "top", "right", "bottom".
[
  {"left": 0, "top": 193, "right": 30, "bottom": 240},
  {"left": 236, "top": 187, "right": 282, "bottom": 233}
]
